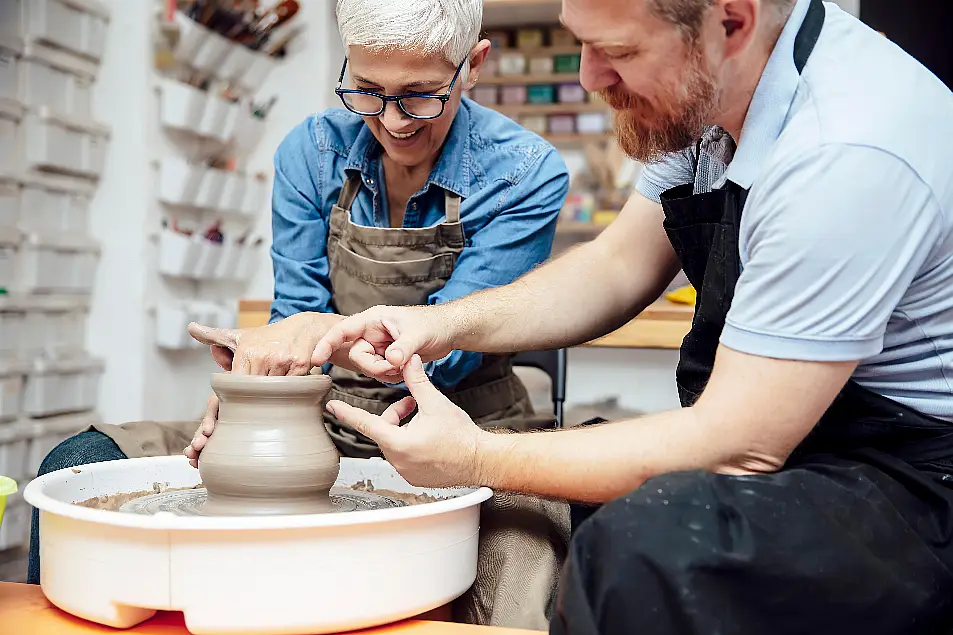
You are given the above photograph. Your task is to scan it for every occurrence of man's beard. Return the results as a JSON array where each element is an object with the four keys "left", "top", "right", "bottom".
[{"left": 600, "top": 45, "right": 718, "bottom": 163}]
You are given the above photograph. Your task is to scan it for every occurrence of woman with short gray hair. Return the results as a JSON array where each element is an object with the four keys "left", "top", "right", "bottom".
[{"left": 30, "top": 0, "right": 569, "bottom": 629}]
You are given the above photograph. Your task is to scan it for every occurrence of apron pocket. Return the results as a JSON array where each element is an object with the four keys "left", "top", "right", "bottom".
[{"left": 331, "top": 244, "right": 456, "bottom": 286}]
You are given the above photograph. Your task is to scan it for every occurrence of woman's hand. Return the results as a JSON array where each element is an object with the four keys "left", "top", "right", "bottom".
[
  {"left": 188, "top": 312, "right": 344, "bottom": 375},
  {"left": 183, "top": 312, "right": 346, "bottom": 468},
  {"left": 312, "top": 305, "right": 457, "bottom": 383}
]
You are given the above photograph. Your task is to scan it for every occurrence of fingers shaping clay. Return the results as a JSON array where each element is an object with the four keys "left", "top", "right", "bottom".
[{"left": 199, "top": 373, "right": 340, "bottom": 515}]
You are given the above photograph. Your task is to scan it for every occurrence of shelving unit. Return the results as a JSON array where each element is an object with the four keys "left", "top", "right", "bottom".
[{"left": 493, "top": 102, "right": 607, "bottom": 117}]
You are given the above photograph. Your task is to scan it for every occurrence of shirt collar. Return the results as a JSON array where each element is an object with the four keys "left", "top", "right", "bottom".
[
  {"left": 717, "top": 0, "right": 815, "bottom": 189},
  {"left": 343, "top": 100, "right": 472, "bottom": 199}
]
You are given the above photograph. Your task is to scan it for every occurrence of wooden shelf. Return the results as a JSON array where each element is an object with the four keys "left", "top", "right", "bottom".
[
  {"left": 479, "top": 73, "right": 580, "bottom": 85},
  {"left": 493, "top": 102, "right": 607, "bottom": 117},
  {"left": 544, "top": 133, "right": 610, "bottom": 144},
  {"left": 238, "top": 298, "right": 695, "bottom": 350}
]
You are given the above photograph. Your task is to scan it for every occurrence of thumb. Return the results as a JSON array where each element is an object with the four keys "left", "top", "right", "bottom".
[
  {"left": 188, "top": 323, "right": 239, "bottom": 349},
  {"left": 401, "top": 355, "right": 444, "bottom": 407}
]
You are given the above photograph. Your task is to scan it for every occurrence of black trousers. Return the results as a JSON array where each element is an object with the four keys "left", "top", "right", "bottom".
[{"left": 553, "top": 450, "right": 953, "bottom": 635}]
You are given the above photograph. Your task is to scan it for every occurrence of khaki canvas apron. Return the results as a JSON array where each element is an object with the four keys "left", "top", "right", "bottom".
[{"left": 89, "top": 172, "right": 568, "bottom": 630}]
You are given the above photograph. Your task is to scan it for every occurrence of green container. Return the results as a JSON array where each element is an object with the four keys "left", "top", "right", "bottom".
[
  {"left": 554, "top": 54, "right": 581, "bottom": 74},
  {"left": 527, "top": 84, "right": 555, "bottom": 105},
  {"left": 0, "top": 476, "right": 17, "bottom": 527}
]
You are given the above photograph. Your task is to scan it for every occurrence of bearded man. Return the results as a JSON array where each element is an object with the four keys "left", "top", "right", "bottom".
[{"left": 267, "top": 0, "right": 953, "bottom": 631}]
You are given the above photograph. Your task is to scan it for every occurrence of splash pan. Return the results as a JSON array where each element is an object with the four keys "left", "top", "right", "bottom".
[{"left": 24, "top": 456, "right": 492, "bottom": 635}]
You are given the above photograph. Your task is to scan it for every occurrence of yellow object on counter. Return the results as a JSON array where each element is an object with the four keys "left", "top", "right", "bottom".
[
  {"left": 0, "top": 476, "right": 17, "bottom": 527},
  {"left": 665, "top": 285, "right": 696, "bottom": 306},
  {"left": 592, "top": 210, "right": 619, "bottom": 226}
]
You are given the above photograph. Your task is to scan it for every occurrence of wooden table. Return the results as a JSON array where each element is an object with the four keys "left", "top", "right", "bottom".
[
  {"left": 237, "top": 299, "right": 693, "bottom": 350},
  {"left": 0, "top": 582, "right": 543, "bottom": 635}
]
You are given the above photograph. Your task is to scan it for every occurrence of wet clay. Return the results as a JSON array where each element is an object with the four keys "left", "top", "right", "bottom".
[
  {"left": 76, "top": 483, "right": 203, "bottom": 511},
  {"left": 198, "top": 373, "right": 340, "bottom": 516},
  {"left": 350, "top": 480, "right": 447, "bottom": 505}
]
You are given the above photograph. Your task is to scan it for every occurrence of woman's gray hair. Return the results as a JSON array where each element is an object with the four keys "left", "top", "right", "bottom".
[{"left": 336, "top": 0, "right": 482, "bottom": 67}]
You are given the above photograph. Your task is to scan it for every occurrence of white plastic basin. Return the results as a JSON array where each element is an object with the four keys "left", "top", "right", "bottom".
[{"left": 24, "top": 455, "right": 492, "bottom": 634}]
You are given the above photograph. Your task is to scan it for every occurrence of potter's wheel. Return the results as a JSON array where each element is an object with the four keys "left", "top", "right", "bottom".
[{"left": 120, "top": 487, "right": 408, "bottom": 516}]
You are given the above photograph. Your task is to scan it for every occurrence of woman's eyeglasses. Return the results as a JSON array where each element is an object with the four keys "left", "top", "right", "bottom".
[{"left": 334, "top": 57, "right": 467, "bottom": 120}]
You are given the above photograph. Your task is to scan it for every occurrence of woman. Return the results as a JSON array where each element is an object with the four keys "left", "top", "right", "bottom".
[{"left": 30, "top": 0, "right": 569, "bottom": 628}]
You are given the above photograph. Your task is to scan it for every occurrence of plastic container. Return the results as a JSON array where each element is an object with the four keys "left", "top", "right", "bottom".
[
  {"left": 20, "top": 173, "right": 94, "bottom": 234},
  {"left": 21, "top": 109, "right": 110, "bottom": 178},
  {"left": 219, "top": 171, "right": 247, "bottom": 214},
  {"left": 230, "top": 109, "right": 267, "bottom": 160},
  {"left": 529, "top": 56, "right": 554, "bottom": 75},
  {"left": 500, "top": 85, "right": 528, "bottom": 105},
  {"left": 0, "top": 424, "right": 27, "bottom": 485},
  {"left": 527, "top": 84, "right": 555, "bottom": 105},
  {"left": 194, "top": 167, "right": 226, "bottom": 210},
  {"left": 0, "top": 178, "right": 19, "bottom": 228},
  {"left": 22, "top": 356, "right": 104, "bottom": 417},
  {"left": 20, "top": 294, "right": 90, "bottom": 357},
  {"left": 19, "top": 41, "right": 97, "bottom": 119},
  {"left": 0, "top": 360, "right": 28, "bottom": 422},
  {"left": 516, "top": 28, "right": 545, "bottom": 49},
  {"left": 24, "top": 455, "right": 493, "bottom": 634},
  {"left": 0, "top": 296, "right": 26, "bottom": 358},
  {"left": 498, "top": 52, "right": 527, "bottom": 76},
  {"left": 157, "top": 228, "right": 201, "bottom": 279},
  {"left": 0, "top": 36, "right": 23, "bottom": 107},
  {"left": 0, "top": 225, "right": 21, "bottom": 292},
  {"left": 554, "top": 54, "right": 581, "bottom": 74},
  {"left": 0, "top": 0, "right": 110, "bottom": 62},
  {"left": 23, "top": 411, "right": 99, "bottom": 477},
  {"left": 558, "top": 83, "right": 587, "bottom": 104},
  {"left": 470, "top": 85, "right": 498, "bottom": 106},
  {"left": 159, "top": 78, "right": 207, "bottom": 134},
  {"left": 577, "top": 111, "right": 609, "bottom": 134},
  {"left": 0, "top": 475, "right": 17, "bottom": 532},
  {"left": 0, "top": 106, "right": 22, "bottom": 176},
  {"left": 158, "top": 157, "right": 203, "bottom": 207},
  {"left": 548, "top": 114, "right": 576, "bottom": 134},
  {"left": 16, "top": 231, "right": 101, "bottom": 294}
]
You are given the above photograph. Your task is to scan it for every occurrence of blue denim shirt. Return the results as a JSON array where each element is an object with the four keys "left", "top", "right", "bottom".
[{"left": 269, "top": 98, "right": 569, "bottom": 389}]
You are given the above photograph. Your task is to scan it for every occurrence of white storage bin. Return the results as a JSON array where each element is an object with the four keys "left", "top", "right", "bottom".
[
  {"left": 20, "top": 295, "right": 89, "bottom": 358},
  {"left": 0, "top": 296, "right": 26, "bottom": 359},
  {"left": 198, "top": 94, "right": 240, "bottom": 142},
  {"left": 20, "top": 173, "right": 93, "bottom": 234},
  {"left": 0, "top": 178, "right": 21, "bottom": 228},
  {"left": 193, "top": 240, "right": 224, "bottom": 280},
  {"left": 155, "top": 304, "right": 194, "bottom": 350},
  {"left": 22, "top": 356, "right": 104, "bottom": 417},
  {"left": 172, "top": 11, "right": 231, "bottom": 76},
  {"left": 0, "top": 422, "right": 28, "bottom": 481},
  {"left": 0, "top": 108, "right": 22, "bottom": 177},
  {"left": 215, "top": 239, "right": 244, "bottom": 280},
  {"left": 219, "top": 41, "right": 258, "bottom": 85},
  {"left": 231, "top": 109, "right": 267, "bottom": 159},
  {"left": 194, "top": 167, "right": 226, "bottom": 210},
  {"left": 238, "top": 52, "right": 278, "bottom": 94},
  {"left": 0, "top": 360, "right": 28, "bottom": 422},
  {"left": 16, "top": 231, "right": 100, "bottom": 294},
  {"left": 0, "top": 226, "right": 22, "bottom": 292},
  {"left": 21, "top": 110, "right": 110, "bottom": 178},
  {"left": 0, "top": 36, "right": 23, "bottom": 108},
  {"left": 236, "top": 239, "right": 263, "bottom": 281},
  {"left": 2, "top": 0, "right": 110, "bottom": 62},
  {"left": 240, "top": 176, "right": 269, "bottom": 217},
  {"left": 19, "top": 42, "right": 96, "bottom": 120},
  {"left": 0, "top": 488, "right": 27, "bottom": 549},
  {"left": 23, "top": 411, "right": 100, "bottom": 477},
  {"left": 157, "top": 227, "right": 201, "bottom": 278},
  {"left": 220, "top": 171, "right": 246, "bottom": 214},
  {"left": 158, "top": 158, "right": 202, "bottom": 207},
  {"left": 159, "top": 78, "right": 207, "bottom": 134}
]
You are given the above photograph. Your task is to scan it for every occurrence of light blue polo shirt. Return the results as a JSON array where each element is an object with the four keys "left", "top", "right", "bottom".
[{"left": 636, "top": 0, "right": 953, "bottom": 419}]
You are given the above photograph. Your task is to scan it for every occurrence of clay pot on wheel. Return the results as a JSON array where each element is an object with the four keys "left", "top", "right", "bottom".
[{"left": 199, "top": 373, "right": 339, "bottom": 515}]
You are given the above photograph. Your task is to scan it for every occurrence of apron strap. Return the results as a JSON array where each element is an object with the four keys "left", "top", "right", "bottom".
[
  {"left": 445, "top": 191, "right": 462, "bottom": 224},
  {"left": 336, "top": 172, "right": 363, "bottom": 211}
]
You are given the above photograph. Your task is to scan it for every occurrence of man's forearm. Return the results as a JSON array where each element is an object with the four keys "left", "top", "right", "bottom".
[
  {"left": 442, "top": 194, "right": 681, "bottom": 354},
  {"left": 473, "top": 407, "right": 758, "bottom": 503}
]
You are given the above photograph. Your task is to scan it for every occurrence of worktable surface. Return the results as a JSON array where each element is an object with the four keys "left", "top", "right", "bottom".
[
  {"left": 0, "top": 582, "right": 544, "bottom": 634},
  {"left": 238, "top": 299, "right": 694, "bottom": 350}
]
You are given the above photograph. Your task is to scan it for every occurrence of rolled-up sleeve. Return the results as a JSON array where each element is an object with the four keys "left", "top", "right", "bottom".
[
  {"left": 722, "top": 144, "right": 942, "bottom": 361},
  {"left": 635, "top": 148, "right": 697, "bottom": 203},
  {"left": 269, "top": 118, "right": 334, "bottom": 323},
  {"left": 425, "top": 148, "right": 569, "bottom": 388}
]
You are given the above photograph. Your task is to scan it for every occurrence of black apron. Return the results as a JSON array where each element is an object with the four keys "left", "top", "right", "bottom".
[{"left": 555, "top": 2, "right": 953, "bottom": 632}]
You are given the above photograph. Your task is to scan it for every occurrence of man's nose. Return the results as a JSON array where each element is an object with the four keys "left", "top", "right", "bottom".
[{"left": 579, "top": 44, "right": 619, "bottom": 93}]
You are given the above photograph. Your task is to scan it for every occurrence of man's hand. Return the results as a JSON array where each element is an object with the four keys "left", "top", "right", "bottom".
[
  {"left": 312, "top": 306, "right": 457, "bottom": 383},
  {"left": 188, "top": 312, "right": 345, "bottom": 375},
  {"left": 325, "top": 355, "right": 488, "bottom": 488},
  {"left": 184, "top": 394, "right": 218, "bottom": 469}
]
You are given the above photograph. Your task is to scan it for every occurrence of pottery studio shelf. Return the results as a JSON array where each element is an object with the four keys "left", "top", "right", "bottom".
[
  {"left": 238, "top": 299, "right": 694, "bottom": 350},
  {"left": 491, "top": 102, "right": 607, "bottom": 117}
]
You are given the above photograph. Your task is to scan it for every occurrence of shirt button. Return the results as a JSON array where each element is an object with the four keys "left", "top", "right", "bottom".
[
  {"left": 366, "top": 178, "right": 374, "bottom": 186},
  {"left": 411, "top": 202, "right": 417, "bottom": 210}
]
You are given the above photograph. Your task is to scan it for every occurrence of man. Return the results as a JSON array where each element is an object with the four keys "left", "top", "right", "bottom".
[{"left": 307, "top": 0, "right": 953, "bottom": 631}]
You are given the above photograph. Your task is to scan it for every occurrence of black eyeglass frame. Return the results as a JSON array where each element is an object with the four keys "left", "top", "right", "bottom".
[{"left": 334, "top": 57, "right": 469, "bottom": 120}]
